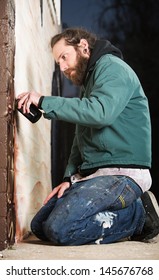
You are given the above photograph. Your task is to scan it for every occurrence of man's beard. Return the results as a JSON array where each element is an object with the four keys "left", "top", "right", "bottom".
[{"left": 64, "top": 54, "right": 89, "bottom": 86}]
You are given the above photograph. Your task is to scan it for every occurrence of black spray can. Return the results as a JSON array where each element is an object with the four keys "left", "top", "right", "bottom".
[{"left": 16, "top": 100, "right": 42, "bottom": 123}]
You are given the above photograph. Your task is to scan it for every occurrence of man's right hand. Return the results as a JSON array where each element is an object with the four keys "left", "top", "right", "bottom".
[
  {"left": 43, "top": 181, "right": 71, "bottom": 205},
  {"left": 16, "top": 91, "right": 42, "bottom": 113}
]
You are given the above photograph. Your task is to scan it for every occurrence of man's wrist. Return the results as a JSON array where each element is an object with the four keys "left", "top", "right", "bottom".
[
  {"left": 63, "top": 177, "right": 71, "bottom": 183},
  {"left": 38, "top": 96, "right": 45, "bottom": 109}
]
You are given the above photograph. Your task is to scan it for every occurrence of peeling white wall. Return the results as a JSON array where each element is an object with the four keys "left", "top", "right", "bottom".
[{"left": 14, "top": 0, "right": 61, "bottom": 241}]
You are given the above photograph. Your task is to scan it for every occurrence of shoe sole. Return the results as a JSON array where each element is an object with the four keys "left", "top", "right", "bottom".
[
  {"left": 131, "top": 191, "right": 159, "bottom": 242},
  {"left": 147, "top": 191, "right": 159, "bottom": 217},
  {"left": 142, "top": 191, "right": 159, "bottom": 242}
]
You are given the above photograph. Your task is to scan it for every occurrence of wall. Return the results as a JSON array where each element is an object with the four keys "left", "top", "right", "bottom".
[
  {"left": 14, "top": 0, "right": 60, "bottom": 241},
  {"left": 0, "top": 0, "right": 15, "bottom": 251}
]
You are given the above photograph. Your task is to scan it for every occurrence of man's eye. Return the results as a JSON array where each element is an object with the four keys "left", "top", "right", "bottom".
[{"left": 62, "top": 55, "right": 67, "bottom": 61}]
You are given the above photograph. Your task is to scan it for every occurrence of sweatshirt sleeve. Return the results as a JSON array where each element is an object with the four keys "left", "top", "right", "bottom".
[{"left": 40, "top": 56, "right": 136, "bottom": 129}]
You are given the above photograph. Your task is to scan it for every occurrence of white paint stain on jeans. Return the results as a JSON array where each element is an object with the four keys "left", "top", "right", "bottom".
[{"left": 95, "top": 212, "right": 117, "bottom": 244}]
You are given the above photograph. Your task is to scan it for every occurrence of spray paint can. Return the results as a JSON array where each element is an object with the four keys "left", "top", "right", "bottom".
[{"left": 16, "top": 99, "right": 42, "bottom": 123}]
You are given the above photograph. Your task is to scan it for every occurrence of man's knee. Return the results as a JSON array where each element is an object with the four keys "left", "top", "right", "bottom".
[
  {"left": 43, "top": 218, "right": 71, "bottom": 245},
  {"left": 30, "top": 216, "right": 38, "bottom": 233}
]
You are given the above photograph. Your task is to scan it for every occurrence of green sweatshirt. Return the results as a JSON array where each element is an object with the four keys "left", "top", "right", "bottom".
[{"left": 41, "top": 54, "right": 151, "bottom": 178}]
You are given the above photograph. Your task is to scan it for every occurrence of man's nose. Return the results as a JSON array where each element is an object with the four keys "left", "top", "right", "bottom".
[{"left": 60, "top": 62, "right": 68, "bottom": 72}]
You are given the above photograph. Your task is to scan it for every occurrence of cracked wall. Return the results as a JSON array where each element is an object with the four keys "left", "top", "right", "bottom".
[{"left": 0, "top": 0, "right": 15, "bottom": 251}]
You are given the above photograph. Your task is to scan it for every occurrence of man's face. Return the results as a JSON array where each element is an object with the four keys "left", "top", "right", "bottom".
[{"left": 52, "top": 38, "right": 89, "bottom": 86}]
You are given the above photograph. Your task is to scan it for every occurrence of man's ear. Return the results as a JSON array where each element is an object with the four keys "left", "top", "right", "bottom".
[
  {"left": 78, "top": 39, "right": 89, "bottom": 56},
  {"left": 78, "top": 39, "right": 89, "bottom": 49}
]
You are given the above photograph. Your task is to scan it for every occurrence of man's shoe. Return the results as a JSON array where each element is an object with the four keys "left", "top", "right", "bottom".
[{"left": 132, "top": 191, "right": 159, "bottom": 242}]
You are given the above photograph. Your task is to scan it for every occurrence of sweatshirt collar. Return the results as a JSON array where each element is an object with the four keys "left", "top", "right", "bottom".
[{"left": 87, "top": 39, "right": 123, "bottom": 73}]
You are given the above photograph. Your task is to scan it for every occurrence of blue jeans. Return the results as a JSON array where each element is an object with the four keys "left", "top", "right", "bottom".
[{"left": 31, "top": 175, "right": 145, "bottom": 245}]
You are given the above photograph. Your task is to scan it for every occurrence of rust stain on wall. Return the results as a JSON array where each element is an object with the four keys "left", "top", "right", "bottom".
[
  {"left": 0, "top": 0, "right": 15, "bottom": 250},
  {"left": 15, "top": 180, "right": 46, "bottom": 241}
]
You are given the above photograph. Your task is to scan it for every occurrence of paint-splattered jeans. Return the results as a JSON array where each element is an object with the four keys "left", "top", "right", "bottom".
[{"left": 31, "top": 175, "right": 145, "bottom": 245}]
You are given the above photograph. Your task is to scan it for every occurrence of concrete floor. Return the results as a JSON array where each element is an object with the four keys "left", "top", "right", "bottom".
[{"left": 1, "top": 234, "right": 159, "bottom": 260}]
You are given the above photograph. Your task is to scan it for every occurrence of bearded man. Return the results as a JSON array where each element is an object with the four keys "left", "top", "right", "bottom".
[{"left": 17, "top": 28, "right": 159, "bottom": 245}]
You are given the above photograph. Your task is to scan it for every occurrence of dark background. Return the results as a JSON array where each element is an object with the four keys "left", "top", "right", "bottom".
[{"left": 51, "top": 0, "right": 159, "bottom": 202}]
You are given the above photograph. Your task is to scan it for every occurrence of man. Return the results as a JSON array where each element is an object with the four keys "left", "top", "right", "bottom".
[{"left": 17, "top": 28, "right": 159, "bottom": 245}]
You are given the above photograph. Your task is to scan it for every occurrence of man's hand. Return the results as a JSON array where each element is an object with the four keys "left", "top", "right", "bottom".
[
  {"left": 16, "top": 91, "right": 42, "bottom": 113},
  {"left": 43, "top": 181, "right": 71, "bottom": 205}
]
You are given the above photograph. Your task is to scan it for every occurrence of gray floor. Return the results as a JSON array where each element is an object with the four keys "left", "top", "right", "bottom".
[{"left": 1, "top": 234, "right": 159, "bottom": 260}]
